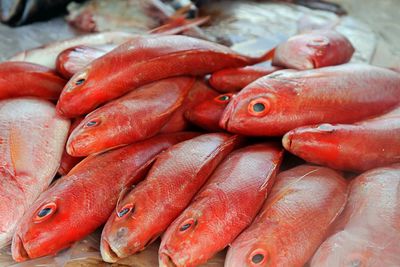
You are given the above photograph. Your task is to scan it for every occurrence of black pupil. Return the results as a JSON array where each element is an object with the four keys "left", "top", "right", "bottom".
[
  {"left": 219, "top": 95, "right": 230, "bottom": 101},
  {"left": 253, "top": 103, "right": 265, "bottom": 112},
  {"left": 252, "top": 254, "right": 264, "bottom": 264},
  {"left": 38, "top": 207, "right": 52, "bottom": 218},
  {"left": 117, "top": 207, "right": 130, "bottom": 217},
  {"left": 86, "top": 121, "right": 97, "bottom": 127},
  {"left": 179, "top": 223, "right": 192, "bottom": 231},
  {"left": 75, "top": 79, "right": 85, "bottom": 85}
]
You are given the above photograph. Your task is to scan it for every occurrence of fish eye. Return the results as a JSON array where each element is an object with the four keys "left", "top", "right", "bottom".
[
  {"left": 317, "top": 123, "right": 335, "bottom": 133},
  {"left": 75, "top": 78, "right": 85, "bottom": 86},
  {"left": 34, "top": 202, "right": 57, "bottom": 223},
  {"left": 249, "top": 249, "right": 267, "bottom": 265},
  {"left": 179, "top": 218, "right": 196, "bottom": 232},
  {"left": 117, "top": 204, "right": 134, "bottom": 218},
  {"left": 84, "top": 119, "right": 100, "bottom": 128},
  {"left": 214, "top": 94, "right": 232, "bottom": 104},
  {"left": 308, "top": 36, "right": 329, "bottom": 47},
  {"left": 248, "top": 98, "right": 270, "bottom": 117}
]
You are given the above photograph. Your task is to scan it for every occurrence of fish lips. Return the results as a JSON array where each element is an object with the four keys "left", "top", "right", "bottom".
[
  {"left": 11, "top": 234, "right": 30, "bottom": 262},
  {"left": 100, "top": 237, "right": 125, "bottom": 263}
]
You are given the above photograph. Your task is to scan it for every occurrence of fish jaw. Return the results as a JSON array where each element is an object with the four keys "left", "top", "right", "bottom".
[
  {"left": 159, "top": 249, "right": 192, "bottom": 267},
  {"left": 11, "top": 234, "right": 30, "bottom": 262},
  {"left": 100, "top": 237, "right": 125, "bottom": 263}
]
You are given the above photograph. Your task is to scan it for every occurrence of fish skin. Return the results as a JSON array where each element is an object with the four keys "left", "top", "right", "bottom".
[
  {"left": 220, "top": 64, "right": 400, "bottom": 136},
  {"left": 224, "top": 165, "right": 348, "bottom": 267},
  {"left": 57, "top": 117, "right": 85, "bottom": 176},
  {"left": 0, "top": 62, "right": 66, "bottom": 100},
  {"left": 0, "top": 98, "right": 69, "bottom": 248},
  {"left": 185, "top": 93, "right": 233, "bottom": 131},
  {"left": 56, "top": 45, "right": 115, "bottom": 79},
  {"left": 66, "top": 77, "right": 194, "bottom": 157},
  {"left": 160, "top": 80, "right": 218, "bottom": 133},
  {"left": 209, "top": 65, "right": 282, "bottom": 93},
  {"left": 272, "top": 30, "right": 354, "bottom": 70},
  {"left": 310, "top": 164, "right": 400, "bottom": 267},
  {"left": 283, "top": 106, "right": 400, "bottom": 172},
  {"left": 11, "top": 132, "right": 198, "bottom": 262},
  {"left": 159, "top": 143, "right": 284, "bottom": 267},
  {"left": 100, "top": 133, "right": 241, "bottom": 263},
  {"left": 9, "top": 32, "right": 135, "bottom": 69},
  {"left": 56, "top": 34, "right": 270, "bottom": 118}
]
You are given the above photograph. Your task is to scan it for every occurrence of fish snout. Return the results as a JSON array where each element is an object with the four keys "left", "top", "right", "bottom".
[
  {"left": 100, "top": 237, "right": 124, "bottom": 263},
  {"left": 11, "top": 234, "right": 30, "bottom": 262},
  {"left": 219, "top": 101, "right": 235, "bottom": 130},
  {"left": 159, "top": 251, "right": 179, "bottom": 267},
  {"left": 282, "top": 131, "right": 293, "bottom": 150}
]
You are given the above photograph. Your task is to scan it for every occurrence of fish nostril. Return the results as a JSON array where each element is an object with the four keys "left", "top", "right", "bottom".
[{"left": 116, "top": 227, "right": 128, "bottom": 239}]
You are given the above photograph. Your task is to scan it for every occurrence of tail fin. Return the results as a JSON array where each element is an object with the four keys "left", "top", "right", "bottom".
[
  {"left": 254, "top": 48, "right": 276, "bottom": 63},
  {"left": 148, "top": 16, "right": 209, "bottom": 35}
]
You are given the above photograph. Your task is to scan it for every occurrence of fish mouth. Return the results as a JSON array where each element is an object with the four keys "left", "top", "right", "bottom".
[
  {"left": 100, "top": 238, "right": 123, "bottom": 263},
  {"left": 281, "top": 132, "right": 293, "bottom": 150},
  {"left": 219, "top": 101, "right": 235, "bottom": 130},
  {"left": 11, "top": 234, "right": 30, "bottom": 262},
  {"left": 159, "top": 252, "right": 178, "bottom": 267}
]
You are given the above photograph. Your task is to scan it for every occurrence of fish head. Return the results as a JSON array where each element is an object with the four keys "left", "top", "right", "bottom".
[
  {"left": 100, "top": 191, "right": 156, "bottom": 263},
  {"left": 225, "top": 232, "right": 277, "bottom": 267},
  {"left": 220, "top": 72, "right": 300, "bottom": 136},
  {"left": 185, "top": 93, "right": 233, "bottom": 131},
  {"left": 66, "top": 104, "right": 129, "bottom": 156},
  {"left": 11, "top": 185, "right": 78, "bottom": 262}
]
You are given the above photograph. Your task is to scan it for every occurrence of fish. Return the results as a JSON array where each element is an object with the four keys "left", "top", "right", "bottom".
[
  {"left": 310, "top": 164, "right": 400, "bottom": 267},
  {"left": 100, "top": 133, "right": 240, "bottom": 263},
  {"left": 66, "top": 77, "right": 194, "bottom": 157},
  {"left": 220, "top": 64, "right": 400, "bottom": 136},
  {"left": 160, "top": 80, "right": 218, "bottom": 133},
  {"left": 9, "top": 32, "right": 136, "bottom": 69},
  {"left": 0, "top": 61, "right": 66, "bottom": 100},
  {"left": 209, "top": 65, "right": 281, "bottom": 93},
  {"left": 224, "top": 165, "right": 348, "bottom": 267},
  {"left": 272, "top": 30, "right": 354, "bottom": 70},
  {"left": 283, "top": 106, "right": 400, "bottom": 172},
  {"left": 0, "top": 98, "right": 69, "bottom": 248},
  {"left": 55, "top": 45, "right": 115, "bottom": 79},
  {"left": 185, "top": 93, "right": 233, "bottom": 131},
  {"left": 57, "top": 34, "right": 274, "bottom": 118},
  {"left": 11, "top": 132, "right": 198, "bottom": 262},
  {"left": 57, "top": 117, "right": 84, "bottom": 176},
  {"left": 159, "top": 143, "right": 284, "bottom": 267}
]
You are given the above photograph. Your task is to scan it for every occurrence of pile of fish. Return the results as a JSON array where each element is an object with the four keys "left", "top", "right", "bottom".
[{"left": 0, "top": 25, "right": 399, "bottom": 267}]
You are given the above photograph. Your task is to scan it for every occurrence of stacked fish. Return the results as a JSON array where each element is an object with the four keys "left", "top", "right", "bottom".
[{"left": 1, "top": 28, "right": 399, "bottom": 267}]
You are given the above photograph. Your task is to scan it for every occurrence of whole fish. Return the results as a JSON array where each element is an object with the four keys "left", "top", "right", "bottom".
[
  {"left": 100, "top": 133, "right": 240, "bottom": 263},
  {"left": 283, "top": 106, "right": 400, "bottom": 172},
  {"left": 220, "top": 64, "right": 400, "bottom": 136},
  {"left": 160, "top": 80, "right": 217, "bottom": 133},
  {"left": 272, "top": 30, "right": 354, "bottom": 70},
  {"left": 310, "top": 164, "right": 400, "bottom": 267},
  {"left": 0, "top": 62, "right": 66, "bottom": 100},
  {"left": 209, "top": 65, "right": 281, "bottom": 93},
  {"left": 57, "top": 34, "right": 273, "bottom": 117},
  {"left": 56, "top": 45, "right": 115, "bottom": 79},
  {"left": 185, "top": 93, "right": 233, "bottom": 131},
  {"left": 11, "top": 132, "right": 197, "bottom": 262},
  {"left": 225, "top": 165, "right": 348, "bottom": 267},
  {"left": 0, "top": 98, "right": 69, "bottom": 248},
  {"left": 58, "top": 117, "right": 84, "bottom": 176},
  {"left": 159, "top": 143, "right": 283, "bottom": 267},
  {"left": 9, "top": 32, "right": 135, "bottom": 69},
  {"left": 67, "top": 77, "right": 194, "bottom": 157}
]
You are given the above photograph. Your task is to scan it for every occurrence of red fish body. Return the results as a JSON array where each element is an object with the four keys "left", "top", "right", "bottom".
[
  {"left": 272, "top": 30, "right": 354, "bottom": 70},
  {"left": 67, "top": 77, "right": 194, "bottom": 157},
  {"left": 225, "top": 165, "right": 348, "bottom": 267},
  {"left": 283, "top": 106, "right": 400, "bottom": 172},
  {"left": 0, "top": 62, "right": 66, "bottom": 100},
  {"left": 57, "top": 35, "right": 271, "bottom": 117},
  {"left": 185, "top": 93, "right": 233, "bottom": 131},
  {"left": 56, "top": 45, "right": 115, "bottom": 79},
  {"left": 160, "top": 80, "right": 217, "bottom": 133},
  {"left": 0, "top": 98, "right": 69, "bottom": 247},
  {"left": 58, "top": 117, "right": 85, "bottom": 176},
  {"left": 11, "top": 132, "right": 197, "bottom": 262},
  {"left": 100, "top": 133, "right": 240, "bottom": 263},
  {"left": 221, "top": 64, "right": 400, "bottom": 136},
  {"left": 159, "top": 143, "right": 283, "bottom": 267},
  {"left": 311, "top": 165, "right": 400, "bottom": 267},
  {"left": 209, "top": 65, "right": 281, "bottom": 93}
]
